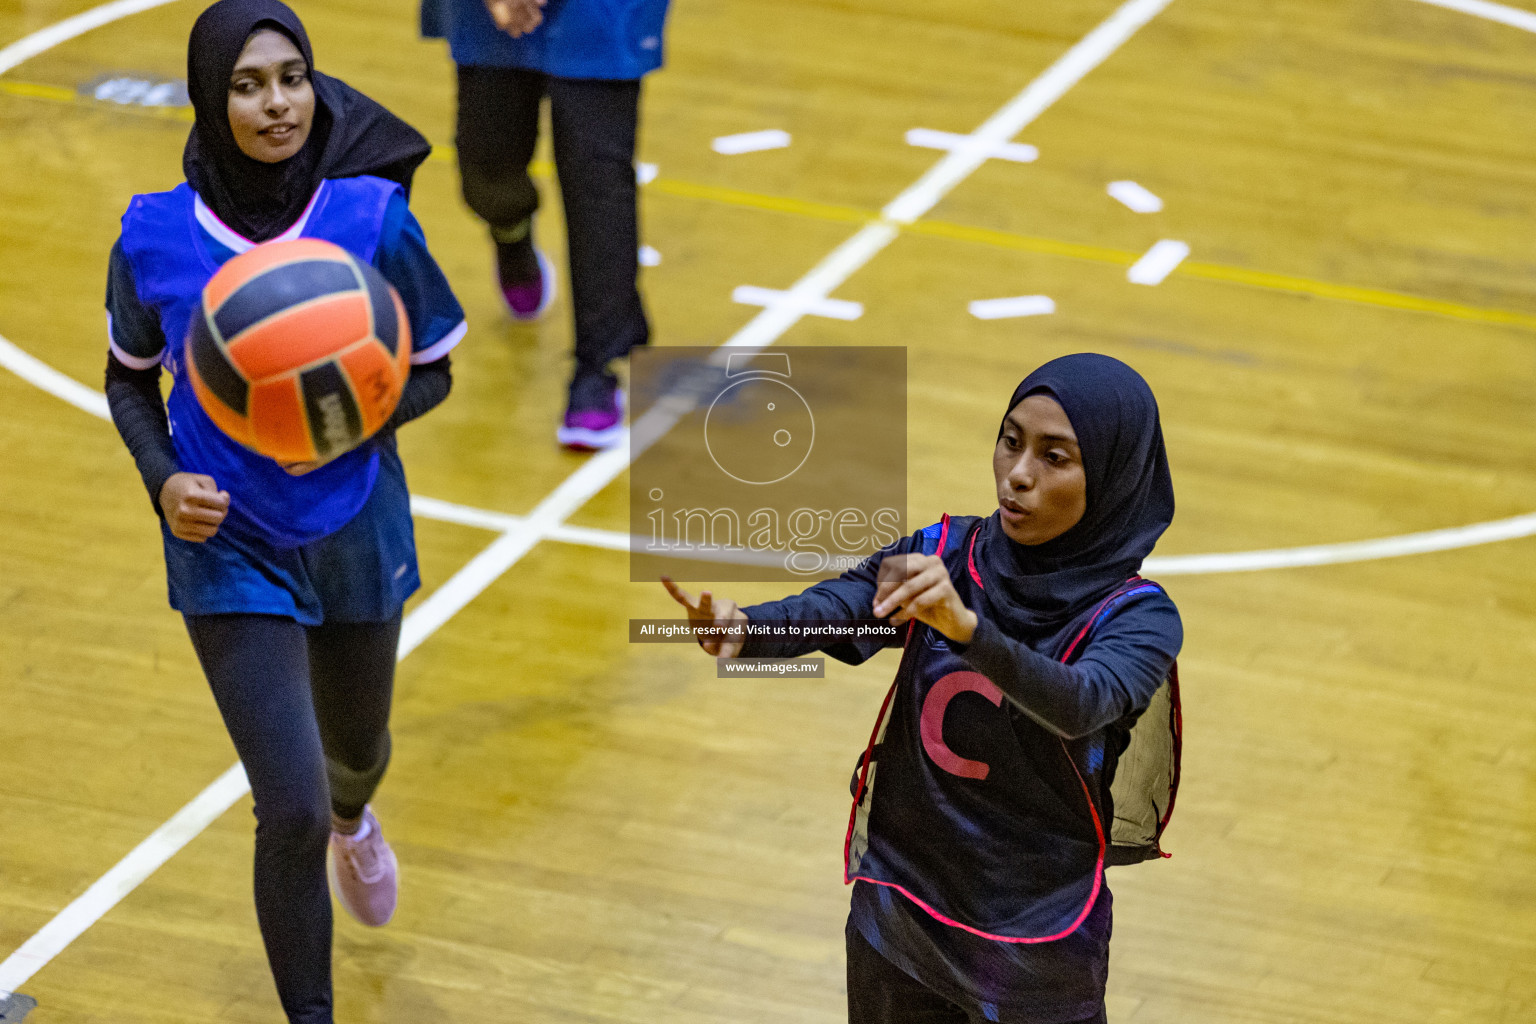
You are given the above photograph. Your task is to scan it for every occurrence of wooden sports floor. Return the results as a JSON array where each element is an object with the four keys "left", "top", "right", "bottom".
[{"left": 2, "top": 0, "right": 1535, "bottom": 1020}]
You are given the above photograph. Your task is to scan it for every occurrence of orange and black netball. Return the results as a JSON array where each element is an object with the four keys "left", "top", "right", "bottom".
[{"left": 185, "top": 237, "right": 411, "bottom": 463}]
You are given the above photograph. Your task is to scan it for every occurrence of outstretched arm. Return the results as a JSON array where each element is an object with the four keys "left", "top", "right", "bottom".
[
  {"left": 957, "top": 593, "right": 1181, "bottom": 740},
  {"left": 661, "top": 577, "right": 748, "bottom": 658},
  {"left": 660, "top": 531, "right": 931, "bottom": 665}
]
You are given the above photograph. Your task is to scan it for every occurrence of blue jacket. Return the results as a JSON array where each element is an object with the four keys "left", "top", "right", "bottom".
[{"left": 422, "top": 0, "right": 670, "bottom": 79}]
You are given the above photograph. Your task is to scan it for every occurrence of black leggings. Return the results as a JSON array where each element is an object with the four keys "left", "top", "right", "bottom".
[
  {"left": 455, "top": 64, "right": 650, "bottom": 391},
  {"left": 184, "top": 613, "right": 400, "bottom": 1024},
  {"left": 846, "top": 925, "right": 1107, "bottom": 1024}
]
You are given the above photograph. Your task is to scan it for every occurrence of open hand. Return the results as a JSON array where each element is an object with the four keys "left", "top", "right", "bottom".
[
  {"left": 661, "top": 577, "right": 748, "bottom": 658},
  {"left": 484, "top": 0, "right": 546, "bottom": 36},
  {"left": 872, "top": 554, "right": 977, "bottom": 644},
  {"left": 159, "top": 472, "right": 230, "bottom": 543}
]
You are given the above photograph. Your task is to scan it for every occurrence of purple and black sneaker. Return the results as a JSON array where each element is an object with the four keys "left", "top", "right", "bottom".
[
  {"left": 497, "top": 239, "right": 555, "bottom": 321},
  {"left": 557, "top": 374, "right": 625, "bottom": 452}
]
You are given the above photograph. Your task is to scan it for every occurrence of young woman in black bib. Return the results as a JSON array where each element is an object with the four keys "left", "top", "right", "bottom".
[{"left": 664, "top": 353, "right": 1183, "bottom": 1024}]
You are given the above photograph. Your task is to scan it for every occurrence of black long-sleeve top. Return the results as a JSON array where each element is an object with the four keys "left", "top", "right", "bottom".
[{"left": 738, "top": 530, "right": 1180, "bottom": 741}]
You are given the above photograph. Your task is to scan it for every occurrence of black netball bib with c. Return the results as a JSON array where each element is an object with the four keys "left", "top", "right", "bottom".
[{"left": 844, "top": 515, "right": 1174, "bottom": 942}]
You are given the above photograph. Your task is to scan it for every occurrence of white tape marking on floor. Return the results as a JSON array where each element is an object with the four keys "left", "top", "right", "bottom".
[
  {"left": 882, "top": 0, "right": 1177, "bottom": 224},
  {"left": 1407, "top": 0, "right": 1536, "bottom": 34},
  {"left": 1107, "top": 179, "right": 1163, "bottom": 213},
  {"left": 905, "top": 128, "right": 1039, "bottom": 164},
  {"left": 1127, "top": 239, "right": 1189, "bottom": 285},
  {"left": 732, "top": 284, "right": 864, "bottom": 321},
  {"left": 0, "top": 0, "right": 1182, "bottom": 991},
  {"left": 711, "top": 129, "right": 792, "bottom": 155},
  {"left": 969, "top": 295, "right": 1056, "bottom": 319}
]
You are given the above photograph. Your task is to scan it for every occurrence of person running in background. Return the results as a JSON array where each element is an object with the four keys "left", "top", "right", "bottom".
[
  {"left": 104, "top": 2, "right": 464, "bottom": 1019},
  {"left": 664, "top": 354, "right": 1183, "bottom": 1024},
  {"left": 422, "top": 0, "right": 669, "bottom": 451}
]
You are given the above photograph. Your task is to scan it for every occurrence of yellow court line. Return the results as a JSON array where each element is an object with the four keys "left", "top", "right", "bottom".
[
  {"left": 904, "top": 219, "right": 1536, "bottom": 332},
  {"left": 4, "top": 78, "right": 1532, "bottom": 334},
  {"left": 0, "top": 77, "right": 192, "bottom": 118},
  {"left": 906, "top": 218, "right": 1137, "bottom": 266},
  {"left": 0, "top": 79, "right": 74, "bottom": 102},
  {"left": 1177, "top": 261, "right": 1536, "bottom": 332},
  {"left": 644, "top": 179, "right": 1536, "bottom": 333}
]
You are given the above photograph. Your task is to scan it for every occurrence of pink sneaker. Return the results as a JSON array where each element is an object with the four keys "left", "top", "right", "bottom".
[
  {"left": 327, "top": 807, "right": 398, "bottom": 927},
  {"left": 500, "top": 246, "right": 555, "bottom": 321},
  {"left": 557, "top": 382, "right": 625, "bottom": 451}
]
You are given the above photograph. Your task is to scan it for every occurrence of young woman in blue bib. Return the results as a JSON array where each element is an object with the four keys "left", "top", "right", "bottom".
[
  {"left": 665, "top": 354, "right": 1183, "bottom": 1024},
  {"left": 103, "top": 2, "right": 465, "bottom": 1020}
]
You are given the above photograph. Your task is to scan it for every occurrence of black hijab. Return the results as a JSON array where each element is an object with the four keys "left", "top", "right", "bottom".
[
  {"left": 971, "top": 352, "right": 1175, "bottom": 651},
  {"left": 184, "top": 0, "right": 432, "bottom": 241}
]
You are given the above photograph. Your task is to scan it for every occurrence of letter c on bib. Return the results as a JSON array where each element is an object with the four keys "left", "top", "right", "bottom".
[{"left": 919, "top": 671, "right": 1005, "bottom": 780}]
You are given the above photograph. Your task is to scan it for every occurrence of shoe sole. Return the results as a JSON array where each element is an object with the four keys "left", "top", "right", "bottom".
[
  {"left": 556, "top": 422, "right": 625, "bottom": 451},
  {"left": 558, "top": 387, "right": 626, "bottom": 451},
  {"left": 326, "top": 841, "right": 399, "bottom": 927},
  {"left": 506, "top": 247, "right": 557, "bottom": 322}
]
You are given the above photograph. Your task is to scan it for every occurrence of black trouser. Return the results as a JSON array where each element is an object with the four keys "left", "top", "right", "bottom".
[
  {"left": 184, "top": 613, "right": 399, "bottom": 1024},
  {"left": 455, "top": 64, "right": 650, "bottom": 399},
  {"left": 846, "top": 925, "right": 1107, "bottom": 1024}
]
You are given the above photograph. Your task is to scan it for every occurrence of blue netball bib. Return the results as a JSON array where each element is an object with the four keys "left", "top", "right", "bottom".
[{"left": 119, "top": 177, "right": 399, "bottom": 548}]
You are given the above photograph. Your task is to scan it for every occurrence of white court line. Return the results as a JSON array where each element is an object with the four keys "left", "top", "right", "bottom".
[
  {"left": 905, "top": 128, "right": 1039, "bottom": 164},
  {"left": 711, "top": 129, "right": 792, "bottom": 154},
  {"left": 0, "top": 333, "right": 109, "bottom": 419},
  {"left": 396, "top": 447, "right": 629, "bottom": 656},
  {"left": 0, "top": 0, "right": 180, "bottom": 74},
  {"left": 1145, "top": 511, "right": 1536, "bottom": 575},
  {"left": 1408, "top": 0, "right": 1536, "bottom": 33},
  {"left": 411, "top": 497, "right": 1536, "bottom": 576},
  {"left": 1107, "top": 179, "right": 1163, "bottom": 213},
  {"left": 0, "top": 510, "right": 533, "bottom": 994},
  {"left": 970, "top": 295, "right": 1056, "bottom": 319},
  {"left": 882, "top": 0, "right": 1177, "bottom": 224},
  {"left": 1127, "top": 238, "right": 1189, "bottom": 285},
  {"left": 0, "top": 765, "right": 250, "bottom": 994},
  {"left": 732, "top": 284, "right": 863, "bottom": 321}
]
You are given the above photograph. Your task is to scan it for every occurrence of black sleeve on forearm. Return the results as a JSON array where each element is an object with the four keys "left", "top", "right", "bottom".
[
  {"left": 738, "top": 532, "right": 921, "bottom": 664},
  {"left": 105, "top": 353, "right": 178, "bottom": 514},
  {"left": 384, "top": 354, "right": 452, "bottom": 431},
  {"left": 953, "top": 594, "right": 1182, "bottom": 740}
]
